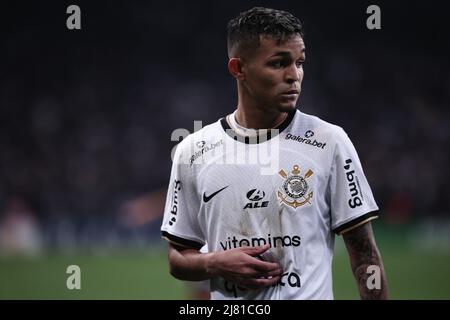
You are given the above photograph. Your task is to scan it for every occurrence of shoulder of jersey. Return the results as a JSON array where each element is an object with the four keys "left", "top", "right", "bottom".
[
  {"left": 289, "top": 110, "right": 348, "bottom": 145},
  {"left": 173, "top": 121, "right": 223, "bottom": 163}
]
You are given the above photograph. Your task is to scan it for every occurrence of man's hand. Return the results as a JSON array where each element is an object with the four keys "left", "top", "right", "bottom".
[
  {"left": 207, "top": 244, "right": 282, "bottom": 289},
  {"left": 168, "top": 243, "right": 282, "bottom": 290}
]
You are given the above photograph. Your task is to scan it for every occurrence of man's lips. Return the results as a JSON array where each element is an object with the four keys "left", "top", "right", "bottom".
[
  {"left": 280, "top": 90, "right": 300, "bottom": 99},
  {"left": 283, "top": 90, "right": 299, "bottom": 95}
]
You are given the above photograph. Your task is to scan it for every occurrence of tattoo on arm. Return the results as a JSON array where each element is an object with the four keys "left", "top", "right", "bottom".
[{"left": 343, "top": 222, "right": 389, "bottom": 299}]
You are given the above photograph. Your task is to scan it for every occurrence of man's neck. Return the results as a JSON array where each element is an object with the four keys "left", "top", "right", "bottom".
[{"left": 235, "top": 105, "right": 288, "bottom": 130}]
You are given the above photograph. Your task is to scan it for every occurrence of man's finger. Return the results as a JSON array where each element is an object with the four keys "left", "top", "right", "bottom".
[
  {"left": 251, "top": 258, "right": 281, "bottom": 273},
  {"left": 240, "top": 244, "right": 270, "bottom": 256},
  {"left": 263, "top": 268, "right": 283, "bottom": 278},
  {"left": 243, "top": 275, "right": 281, "bottom": 289}
]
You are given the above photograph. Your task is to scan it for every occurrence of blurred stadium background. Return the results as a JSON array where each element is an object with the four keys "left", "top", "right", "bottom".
[{"left": 1, "top": 1, "right": 449, "bottom": 299}]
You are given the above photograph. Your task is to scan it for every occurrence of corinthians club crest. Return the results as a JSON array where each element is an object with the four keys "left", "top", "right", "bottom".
[{"left": 277, "top": 165, "right": 313, "bottom": 209}]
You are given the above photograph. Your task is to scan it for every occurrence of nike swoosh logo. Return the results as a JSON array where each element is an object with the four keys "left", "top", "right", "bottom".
[{"left": 203, "top": 186, "right": 228, "bottom": 203}]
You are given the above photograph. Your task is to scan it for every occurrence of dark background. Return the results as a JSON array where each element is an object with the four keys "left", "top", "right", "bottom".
[{"left": 1, "top": 0, "right": 449, "bottom": 249}]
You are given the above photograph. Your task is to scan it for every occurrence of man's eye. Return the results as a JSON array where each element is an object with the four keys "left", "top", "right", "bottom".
[
  {"left": 296, "top": 61, "right": 305, "bottom": 68},
  {"left": 270, "top": 61, "right": 283, "bottom": 68}
]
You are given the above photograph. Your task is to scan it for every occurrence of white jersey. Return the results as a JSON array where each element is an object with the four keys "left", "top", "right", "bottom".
[{"left": 161, "top": 109, "right": 378, "bottom": 300}]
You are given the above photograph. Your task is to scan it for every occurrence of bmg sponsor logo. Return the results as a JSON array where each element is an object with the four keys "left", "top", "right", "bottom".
[
  {"left": 169, "top": 179, "right": 181, "bottom": 226},
  {"left": 344, "top": 159, "right": 363, "bottom": 208}
]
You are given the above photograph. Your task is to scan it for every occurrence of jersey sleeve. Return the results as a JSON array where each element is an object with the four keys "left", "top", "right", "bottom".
[
  {"left": 160, "top": 143, "right": 205, "bottom": 249},
  {"left": 328, "top": 128, "right": 379, "bottom": 235}
]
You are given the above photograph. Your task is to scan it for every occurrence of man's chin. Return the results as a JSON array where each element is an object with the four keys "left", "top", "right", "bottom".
[{"left": 277, "top": 103, "right": 297, "bottom": 113}]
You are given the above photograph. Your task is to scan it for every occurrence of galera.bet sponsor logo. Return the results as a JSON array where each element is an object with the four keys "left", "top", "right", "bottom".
[
  {"left": 189, "top": 140, "right": 224, "bottom": 165},
  {"left": 285, "top": 130, "right": 326, "bottom": 149}
]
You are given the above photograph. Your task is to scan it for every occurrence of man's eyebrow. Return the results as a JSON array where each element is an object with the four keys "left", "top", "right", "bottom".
[{"left": 269, "top": 48, "right": 306, "bottom": 58}]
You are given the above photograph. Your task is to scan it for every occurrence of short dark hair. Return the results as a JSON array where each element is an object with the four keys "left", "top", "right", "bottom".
[{"left": 227, "top": 7, "right": 304, "bottom": 58}]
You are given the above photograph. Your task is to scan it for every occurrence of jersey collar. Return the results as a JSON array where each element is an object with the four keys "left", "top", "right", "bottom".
[{"left": 220, "top": 108, "right": 296, "bottom": 144}]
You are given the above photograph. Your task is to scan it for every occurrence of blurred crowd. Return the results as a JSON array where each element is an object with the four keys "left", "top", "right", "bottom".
[{"left": 1, "top": 1, "right": 449, "bottom": 252}]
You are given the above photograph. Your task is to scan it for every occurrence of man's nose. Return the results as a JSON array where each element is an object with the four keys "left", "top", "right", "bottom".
[{"left": 285, "top": 64, "right": 300, "bottom": 83}]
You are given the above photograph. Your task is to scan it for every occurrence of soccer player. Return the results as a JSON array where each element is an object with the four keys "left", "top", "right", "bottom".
[{"left": 161, "top": 7, "right": 388, "bottom": 299}]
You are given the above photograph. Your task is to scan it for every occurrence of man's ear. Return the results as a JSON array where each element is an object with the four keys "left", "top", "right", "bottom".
[{"left": 228, "top": 58, "right": 246, "bottom": 81}]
